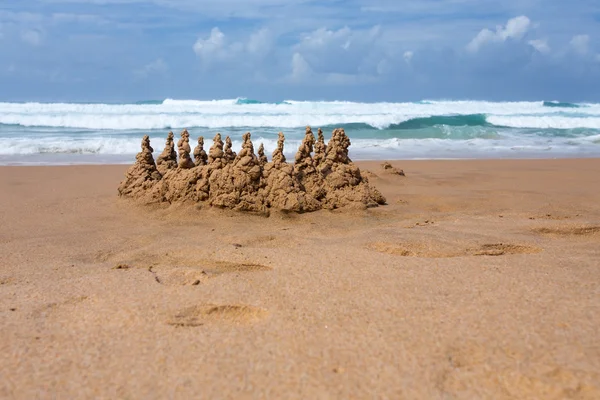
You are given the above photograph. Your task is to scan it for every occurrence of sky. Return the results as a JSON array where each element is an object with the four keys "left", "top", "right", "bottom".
[{"left": 1, "top": 0, "right": 600, "bottom": 102}]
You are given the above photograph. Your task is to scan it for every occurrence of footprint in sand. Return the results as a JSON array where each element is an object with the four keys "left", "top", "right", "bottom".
[
  {"left": 31, "top": 296, "right": 89, "bottom": 317},
  {"left": 148, "top": 266, "right": 207, "bottom": 286},
  {"left": 368, "top": 242, "right": 541, "bottom": 258},
  {"left": 528, "top": 213, "right": 573, "bottom": 221},
  {"left": 533, "top": 225, "right": 600, "bottom": 239},
  {"left": 114, "top": 260, "right": 272, "bottom": 286},
  {"left": 113, "top": 260, "right": 271, "bottom": 325},
  {"left": 167, "top": 304, "right": 268, "bottom": 327}
]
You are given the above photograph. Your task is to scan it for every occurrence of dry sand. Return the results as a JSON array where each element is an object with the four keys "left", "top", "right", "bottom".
[{"left": 1, "top": 159, "right": 599, "bottom": 399}]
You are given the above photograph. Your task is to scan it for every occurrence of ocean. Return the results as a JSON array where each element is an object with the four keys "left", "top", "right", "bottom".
[{"left": 1, "top": 98, "right": 600, "bottom": 165}]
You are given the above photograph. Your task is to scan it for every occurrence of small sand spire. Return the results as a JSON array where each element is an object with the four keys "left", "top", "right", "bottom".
[
  {"left": 271, "top": 132, "right": 287, "bottom": 166},
  {"left": 314, "top": 128, "right": 327, "bottom": 167},
  {"left": 325, "top": 128, "right": 351, "bottom": 165},
  {"left": 140, "top": 135, "right": 155, "bottom": 162},
  {"left": 257, "top": 143, "right": 268, "bottom": 166},
  {"left": 295, "top": 126, "right": 316, "bottom": 166},
  {"left": 157, "top": 131, "right": 178, "bottom": 173},
  {"left": 294, "top": 126, "right": 324, "bottom": 201},
  {"left": 208, "top": 133, "right": 226, "bottom": 168},
  {"left": 223, "top": 136, "right": 237, "bottom": 164},
  {"left": 193, "top": 136, "right": 208, "bottom": 167},
  {"left": 234, "top": 132, "right": 257, "bottom": 165},
  {"left": 117, "top": 135, "right": 162, "bottom": 198},
  {"left": 177, "top": 129, "right": 194, "bottom": 169}
]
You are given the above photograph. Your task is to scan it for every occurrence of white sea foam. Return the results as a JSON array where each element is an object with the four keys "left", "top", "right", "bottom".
[
  {"left": 2, "top": 99, "right": 600, "bottom": 130},
  {"left": 1, "top": 99, "right": 600, "bottom": 163},
  {"left": 1, "top": 134, "right": 598, "bottom": 159},
  {"left": 487, "top": 116, "right": 600, "bottom": 129}
]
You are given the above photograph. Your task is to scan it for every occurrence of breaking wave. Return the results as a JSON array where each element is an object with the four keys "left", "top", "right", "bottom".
[
  {"left": 543, "top": 101, "right": 582, "bottom": 108},
  {"left": 1, "top": 98, "right": 600, "bottom": 163}
]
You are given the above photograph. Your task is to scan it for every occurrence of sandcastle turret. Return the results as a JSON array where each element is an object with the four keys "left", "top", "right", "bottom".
[
  {"left": 223, "top": 136, "right": 237, "bottom": 164},
  {"left": 271, "top": 132, "right": 287, "bottom": 166},
  {"left": 257, "top": 143, "right": 268, "bottom": 166},
  {"left": 234, "top": 132, "right": 261, "bottom": 182},
  {"left": 117, "top": 135, "right": 162, "bottom": 198},
  {"left": 293, "top": 126, "right": 324, "bottom": 200},
  {"left": 314, "top": 128, "right": 327, "bottom": 167},
  {"left": 295, "top": 126, "right": 316, "bottom": 167},
  {"left": 156, "top": 131, "right": 178, "bottom": 173},
  {"left": 177, "top": 129, "right": 194, "bottom": 169},
  {"left": 193, "top": 136, "right": 208, "bottom": 166},
  {"left": 139, "top": 135, "right": 155, "bottom": 164},
  {"left": 234, "top": 132, "right": 258, "bottom": 165},
  {"left": 208, "top": 133, "right": 225, "bottom": 168},
  {"left": 325, "top": 128, "right": 351, "bottom": 165}
]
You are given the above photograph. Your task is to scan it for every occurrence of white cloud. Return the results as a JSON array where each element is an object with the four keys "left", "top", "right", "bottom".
[
  {"left": 21, "top": 29, "right": 42, "bottom": 46},
  {"left": 247, "top": 28, "right": 273, "bottom": 55},
  {"left": 299, "top": 26, "right": 352, "bottom": 50},
  {"left": 193, "top": 27, "right": 226, "bottom": 59},
  {"left": 134, "top": 58, "right": 168, "bottom": 79},
  {"left": 570, "top": 34, "right": 589, "bottom": 55},
  {"left": 403, "top": 50, "right": 414, "bottom": 64},
  {"left": 192, "top": 27, "right": 275, "bottom": 69},
  {"left": 528, "top": 39, "right": 550, "bottom": 54},
  {"left": 290, "top": 52, "right": 312, "bottom": 81},
  {"left": 467, "top": 15, "right": 531, "bottom": 52},
  {"left": 293, "top": 25, "right": 383, "bottom": 76}
]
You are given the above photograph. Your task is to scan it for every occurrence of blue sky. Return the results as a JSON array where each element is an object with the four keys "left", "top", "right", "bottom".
[{"left": 1, "top": 0, "right": 599, "bottom": 102}]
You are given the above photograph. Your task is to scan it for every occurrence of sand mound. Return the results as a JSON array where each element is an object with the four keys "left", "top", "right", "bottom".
[{"left": 118, "top": 127, "right": 386, "bottom": 213}]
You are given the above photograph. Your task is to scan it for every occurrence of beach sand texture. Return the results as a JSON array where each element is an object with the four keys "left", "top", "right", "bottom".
[{"left": 1, "top": 159, "right": 599, "bottom": 399}]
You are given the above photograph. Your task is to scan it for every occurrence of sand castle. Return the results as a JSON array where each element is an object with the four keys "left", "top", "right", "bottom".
[{"left": 118, "top": 127, "right": 386, "bottom": 213}]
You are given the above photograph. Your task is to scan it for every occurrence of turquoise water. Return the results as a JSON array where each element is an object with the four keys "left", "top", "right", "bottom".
[{"left": 1, "top": 98, "right": 599, "bottom": 164}]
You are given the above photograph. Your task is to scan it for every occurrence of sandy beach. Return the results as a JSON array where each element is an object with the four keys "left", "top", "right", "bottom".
[{"left": 1, "top": 159, "right": 599, "bottom": 399}]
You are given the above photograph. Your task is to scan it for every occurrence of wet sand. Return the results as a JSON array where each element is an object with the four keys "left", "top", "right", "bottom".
[{"left": 1, "top": 159, "right": 599, "bottom": 399}]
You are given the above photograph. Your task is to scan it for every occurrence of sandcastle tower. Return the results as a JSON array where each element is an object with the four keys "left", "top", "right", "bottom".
[
  {"left": 233, "top": 132, "right": 262, "bottom": 186},
  {"left": 207, "top": 132, "right": 265, "bottom": 212},
  {"left": 257, "top": 143, "right": 268, "bottom": 166},
  {"left": 234, "top": 132, "right": 258, "bottom": 167},
  {"left": 271, "top": 132, "right": 287, "bottom": 166},
  {"left": 139, "top": 135, "right": 156, "bottom": 166},
  {"left": 294, "top": 126, "right": 325, "bottom": 200},
  {"left": 156, "top": 131, "right": 178, "bottom": 174},
  {"left": 223, "top": 136, "right": 237, "bottom": 164},
  {"left": 193, "top": 136, "right": 208, "bottom": 166},
  {"left": 295, "top": 126, "right": 316, "bottom": 168},
  {"left": 208, "top": 133, "right": 226, "bottom": 168},
  {"left": 325, "top": 128, "right": 352, "bottom": 164},
  {"left": 313, "top": 128, "right": 327, "bottom": 167},
  {"left": 177, "top": 129, "right": 194, "bottom": 169},
  {"left": 318, "top": 128, "right": 386, "bottom": 208},
  {"left": 117, "top": 135, "right": 162, "bottom": 198}
]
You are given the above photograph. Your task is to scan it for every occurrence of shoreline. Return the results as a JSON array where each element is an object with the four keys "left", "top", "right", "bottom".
[{"left": 1, "top": 155, "right": 600, "bottom": 167}]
